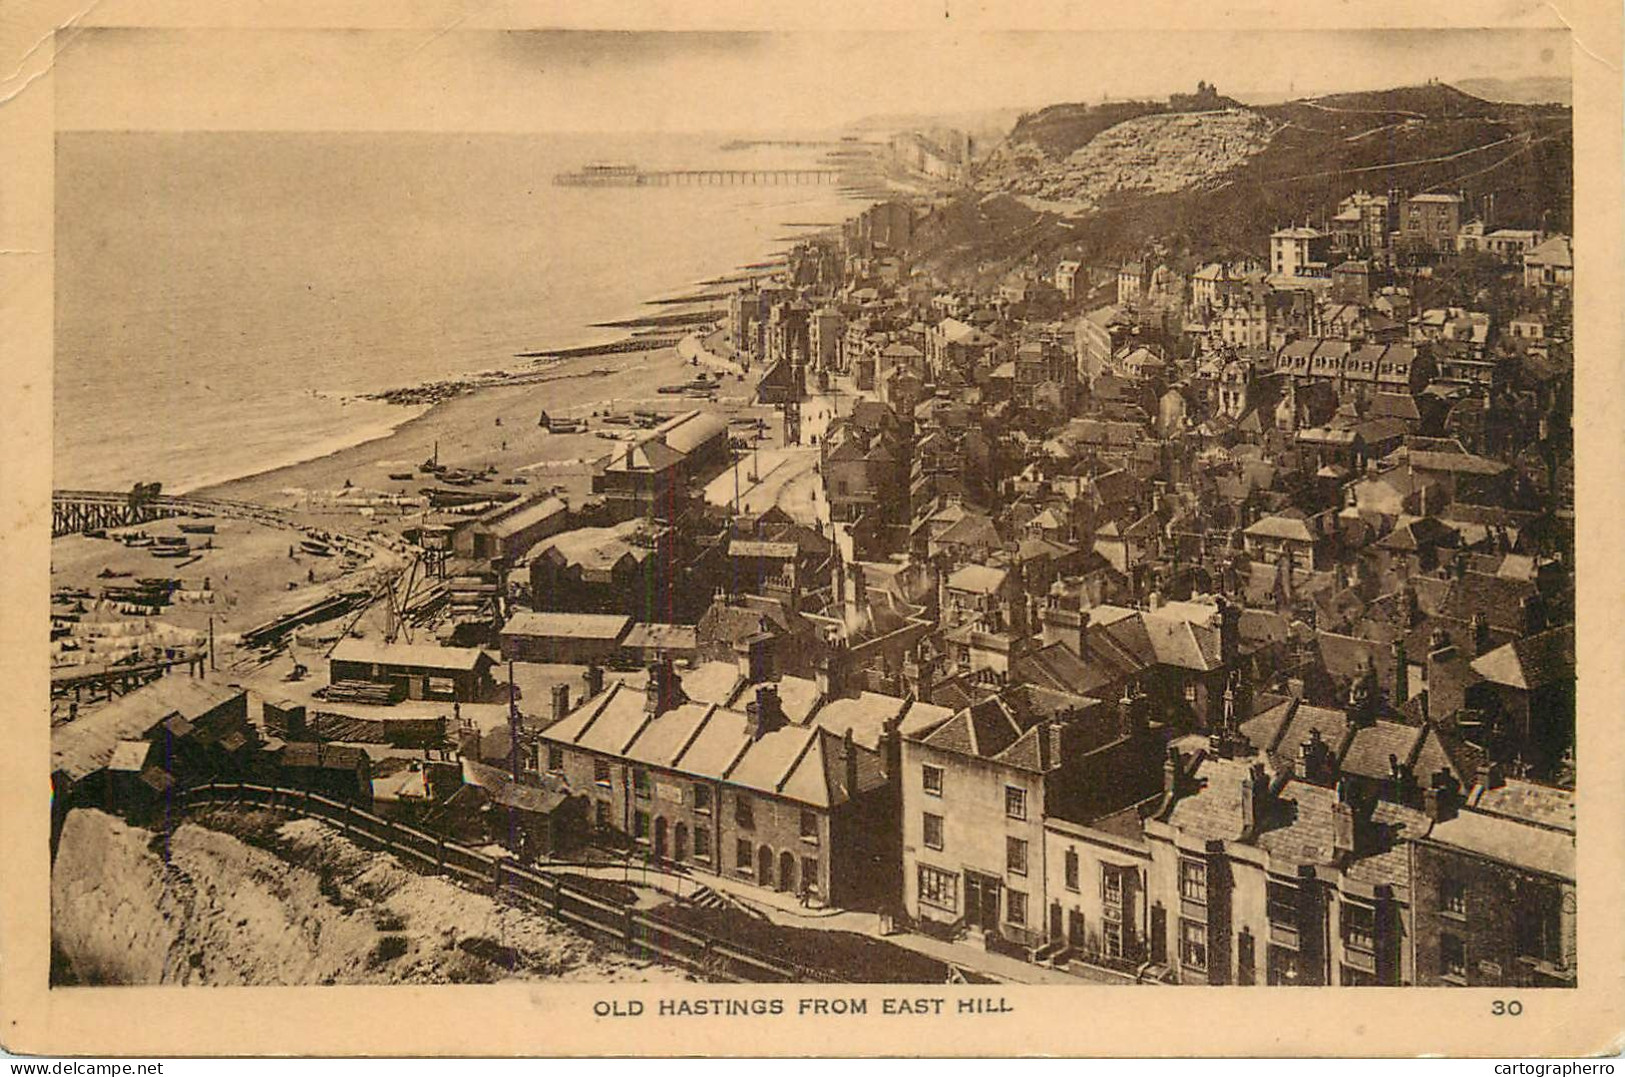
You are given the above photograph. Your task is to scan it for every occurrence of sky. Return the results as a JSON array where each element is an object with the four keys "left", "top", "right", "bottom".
[{"left": 54, "top": 25, "right": 1571, "bottom": 133}]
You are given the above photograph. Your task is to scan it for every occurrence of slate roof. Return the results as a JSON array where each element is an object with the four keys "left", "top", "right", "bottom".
[
  {"left": 52, "top": 679, "right": 244, "bottom": 782},
  {"left": 680, "top": 661, "right": 745, "bottom": 707},
  {"left": 946, "top": 563, "right": 1008, "bottom": 595},
  {"left": 1469, "top": 778, "right": 1575, "bottom": 833},
  {"left": 918, "top": 696, "right": 1048, "bottom": 770},
  {"left": 541, "top": 680, "right": 886, "bottom": 809},
  {"left": 622, "top": 623, "right": 699, "bottom": 652},
  {"left": 1427, "top": 811, "right": 1574, "bottom": 880},
  {"left": 1164, "top": 755, "right": 1256, "bottom": 844},
  {"left": 1245, "top": 515, "right": 1317, "bottom": 542},
  {"left": 1470, "top": 624, "right": 1575, "bottom": 690},
  {"left": 500, "top": 611, "right": 630, "bottom": 641},
  {"left": 331, "top": 639, "right": 492, "bottom": 672}
]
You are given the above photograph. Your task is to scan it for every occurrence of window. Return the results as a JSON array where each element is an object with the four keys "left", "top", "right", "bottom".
[
  {"left": 1180, "top": 919, "right": 1208, "bottom": 971},
  {"left": 594, "top": 799, "right": 610, "bottom": 829},
  {"left": 917, "top": 865, "right": 958, "bottom": 912},
  {"left": 1064, "top": 849, "right": 1080, "bottom": 892},
  {"left": 1102, "top": 865, "right": 1124, "bottom": 911},
  {"left": 1267, "top": 881, "right": 1299, "bottom": 926},
  {"left": 922, "top": 764, "right": 944, "bottom": 797},
  {"left": 633, "top": 810, "right": 649, "bottom": 841},
  {"left": 1343, "top": 903, "right": 1376, "bottom": 953},
  {"left": 693, "top": 826, "right": 711, "bottom": 861},
  {"left": 735, "top": 839, "right": 753, "bottom": 873},
  {"left": 1440, "top": 877, "right": 1467, "bottom": 918},
  {"left": 632, "top": 768, "right": 651, "bottom": 799},
  {"left": 1004, "top": 785, "right": 1027, "bottom": 821},
  {"left": 546, "top": 745, "right": 564, "bottom": 772},
  {"left": 1007, "top": 889, "right": 1027, "bottom": 926},
  {"left": 922, "top": 813, "right": 944, "bottom": 851},
  {"left": 1180, "top": 859, "right": 1207, "bottom": 903},
  {"left": 1441, "top": 932, "right": 1467, "bottom": 981},
  {"left": 692, "top": 784, "right": 711, "bottom": 815},
  {"left": 593, "top": 759, "right": 611, "bottom": 787},
  {"left": 1006, "top": 836, "right": 1028, "bottom": 877},
  {"left": 800, "top": 810, "right": 819, "bottom": 843},
  {"left": 735, "top": 794, "right": 755, "bottom": 830}
]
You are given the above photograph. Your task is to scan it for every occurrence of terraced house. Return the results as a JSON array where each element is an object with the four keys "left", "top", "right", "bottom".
[
  {"left": 899, "top": 685, "right": 1164, "bottom": 956},
  {"left": 538, "top": 660, "right": 924, "bottom": 909}
]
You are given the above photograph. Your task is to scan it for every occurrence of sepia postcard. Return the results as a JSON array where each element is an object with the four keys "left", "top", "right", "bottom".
[{"left": 2, "top": 0, "right": 1622, "bottom": 1059}]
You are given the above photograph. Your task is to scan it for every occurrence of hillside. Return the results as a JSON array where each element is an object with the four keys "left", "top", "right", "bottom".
[
  {"left": 51, "top": 809, "right": 689, "bottom": 986},
  {"left": 1454, "top": 76, "right": 1571, "bottom": 106},
  {"left": 911, "top": 82, "right": 1571, "bottom": 285}
]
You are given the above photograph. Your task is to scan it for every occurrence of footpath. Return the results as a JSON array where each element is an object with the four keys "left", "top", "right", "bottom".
[{"left": 548, "top": 858, "right": 1123, "bottom": 986}]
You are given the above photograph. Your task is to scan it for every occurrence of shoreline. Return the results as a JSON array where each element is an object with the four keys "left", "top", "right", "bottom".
[
  {"left": 187, "top": 336, "right": 746, "bottom": 510},
  {"left": 107, "top": 197, "right": 858, "bottom": 509}
]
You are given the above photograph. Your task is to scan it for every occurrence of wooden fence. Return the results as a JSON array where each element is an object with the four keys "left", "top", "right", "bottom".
[{"left": 175, "top": 781, "right": 840, "bottom": 984}]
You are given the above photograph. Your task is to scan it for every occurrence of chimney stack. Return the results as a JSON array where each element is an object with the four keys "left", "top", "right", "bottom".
[
  {"left": 843, "top": 727, "right": 858, "bottom": 796},
  {"left": 1470, "top": 612, "right": 1491, "bottom": 657},
  {"left": 1299, "top": 725, "right": 1335, "bottom": 785},
  {"left": 1161, "top": 745, "right": 1184, "bottom": 812},
  {"left": 1217, "top": 596, "right": 1241, "bottom": 668},
  {"left": 583, "top": 663, "right": 605, "bottom": 700},
  {"left": 1392, "top": 639, "right": 1410, "bottom": 702},
  {"left": 748, "top": 684, "right": 787, "bottom": 740},
  {"left": 645, "top": 657, "right": 685, "bottom": 718},
  {"left": 550, "top": 682, "right": 572, "bottom": 724},
  {"left": 1474, "top": 760, "right": 1506, "bottom": 792},
  {"left": 1423, "top": 769, "right": 1461, "bottom": 823},
  {"left": 1332, "top": 779, "right": 1358, "bottom": 860},
  {"left": 1240, "top": 761, "right": 1271, "bottom": 837}
]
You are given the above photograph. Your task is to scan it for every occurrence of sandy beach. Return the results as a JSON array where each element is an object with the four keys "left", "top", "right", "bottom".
[{"left": 193, "top": 337, "right": 756, "bottom": 515}]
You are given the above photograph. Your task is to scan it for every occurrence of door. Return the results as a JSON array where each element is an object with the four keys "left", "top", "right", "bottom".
[
  {"left": 1068, "top": 909, "right": 1086, "bottom": 949},
  {"left": 757, "top": 845, "right": 773, "bottom": 888},
  {"left": 1150, "top": 902, "right": 1168, "bottom": 965},
  {"left": 654, "top": 817, "right": 668, "bottom": 861},
  {"left": 779, "top": 851, "right": 796, "bottom": 893},
  {"left": 1049, "top": 902, "right": 1064, "bottom": 941},
  {"left": 965, "top": 872, "right": 1001, "bottom": 930},
  {"left": 673, "top": 822, "right": 688, "bottom": 862}
]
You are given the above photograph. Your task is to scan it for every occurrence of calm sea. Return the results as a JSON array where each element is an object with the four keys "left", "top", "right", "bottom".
[{"left": 54, "top": 130, "right": 854, "bottom": 493}]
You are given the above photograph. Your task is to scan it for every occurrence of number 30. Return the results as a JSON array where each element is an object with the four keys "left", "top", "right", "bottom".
[{"left": 1492, "top": 1000, "right": 1523, "bottom": 1016}]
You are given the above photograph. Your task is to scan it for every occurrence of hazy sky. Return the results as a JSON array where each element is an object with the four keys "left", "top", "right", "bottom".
[{"left": 55, "top": 25, "right": 1571, "bottom": 133}]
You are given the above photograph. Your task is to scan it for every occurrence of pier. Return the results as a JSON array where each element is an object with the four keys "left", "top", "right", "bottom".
[
  {"left": 555, "top": 167, "right": 842, "bottom": 188},
  {"left": 52, "top": 489, "right": 292, "bottom": 537}
]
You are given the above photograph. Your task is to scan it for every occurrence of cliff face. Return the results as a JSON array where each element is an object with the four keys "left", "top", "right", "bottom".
[
  {"left": 51, "top": 809, "right": 691, "bottom": 986},
  {"left": 903, "top": 82, "right": 1571, "bottom": 286},
  {"left": 980, "top": 109, "right": 1275, "bottom": 211}
]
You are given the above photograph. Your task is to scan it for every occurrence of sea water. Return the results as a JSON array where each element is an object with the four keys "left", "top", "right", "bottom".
[{"left": 54, "top": 130, "right": 856, "bottom": 493}]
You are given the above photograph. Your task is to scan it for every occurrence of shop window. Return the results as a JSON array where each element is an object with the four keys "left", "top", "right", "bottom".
[{"left": 918, "top": 865, "right": 958, "bottom": 912}]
